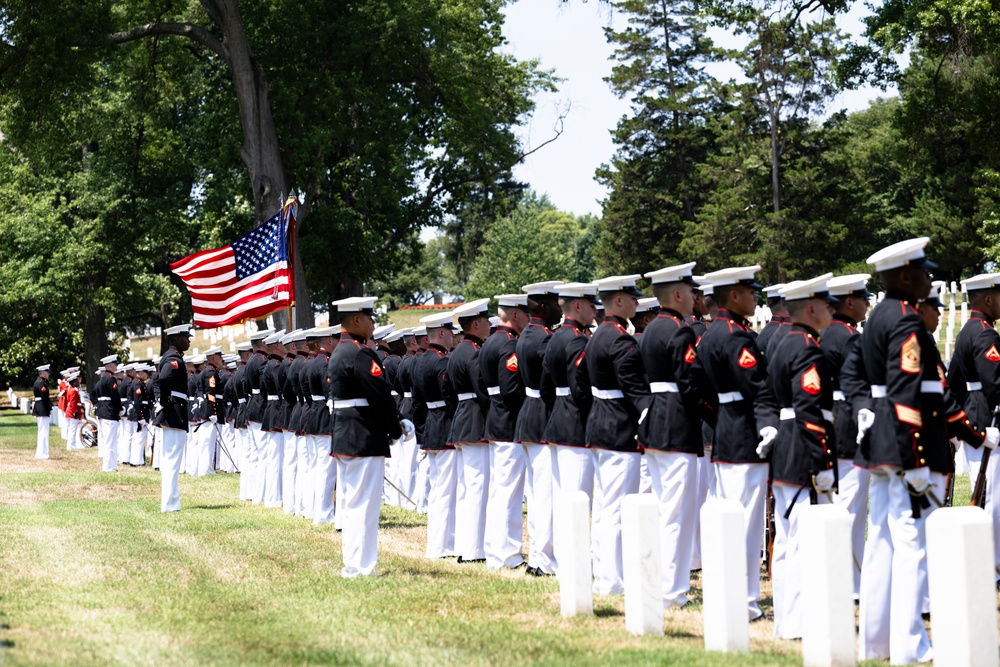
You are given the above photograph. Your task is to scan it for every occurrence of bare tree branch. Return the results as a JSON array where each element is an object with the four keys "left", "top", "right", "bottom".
[
  {"left": 78, "top": 22, "right": 230, "bottom": 66},
  {"left": 374, "top": 110, "right": 570, "bottom": 258}
]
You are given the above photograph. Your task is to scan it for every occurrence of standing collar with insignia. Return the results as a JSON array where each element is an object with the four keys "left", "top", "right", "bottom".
[
  {"left": 790, "top": 322, "right": 822, "bottom": 339},
  {"left": 657, "top": 307, "right": 685, "bottom": 321},
  {"left": 971, "top": 310, "right": 995, "bottom": 326},
  {"left": 716, "top": 308, "right": 751, "bottom": 329},
  {"left": 832, "top": 312, "right": 858, "bottom": 327}
]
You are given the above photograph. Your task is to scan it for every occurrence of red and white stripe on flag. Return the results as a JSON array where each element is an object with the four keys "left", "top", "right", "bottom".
[{"left": 170, "top": 213, "right": 291, "bottom": 328}]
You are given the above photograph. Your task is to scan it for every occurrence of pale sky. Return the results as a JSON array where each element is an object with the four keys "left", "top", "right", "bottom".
[{"left": 499, "top": 0, "right": 897, "bottom": 218}]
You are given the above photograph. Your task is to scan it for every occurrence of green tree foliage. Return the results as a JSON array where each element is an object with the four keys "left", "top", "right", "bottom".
[
  {"left": 464, "top": 193, "right": 591, "bottom": 299},
  {"left": 595, "top": 0, "right": 720, "bottom": 275}
]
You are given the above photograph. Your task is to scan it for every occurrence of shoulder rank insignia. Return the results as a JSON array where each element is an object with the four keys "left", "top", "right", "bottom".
[
  {"left": 737, "top": 348, "right": 757, "bottom": 369},
  {"left": 505, "top": 353, "right": 519, "bottom": 372},
  {"left": 986, "top": 344, "right": 1000, "bottom": 363},
  {"left": 170, "top": 360, "right": 179, "bottom": 369},
  {"left": 370, "top": 360, "right": 383, "bottom": 377},
  {"left": 208, "top": 376, "right": 216, "bottom": 388},
  {"left": 900, "top": 333, "right": 921, "bottom": 374},
  {"left": 684, "top": 344, "right": 696, "bottom": 364},
  {"left": 802, "top": 365, "right": 821, "bottom": 395}
]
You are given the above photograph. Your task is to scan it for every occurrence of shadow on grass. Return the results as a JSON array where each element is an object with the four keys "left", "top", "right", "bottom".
[
  {"left": 190, "top": 504, "right": 239, "bottom": 510},
  {"left": 594, "top": 605, "right": 624, "bottom": 618}
]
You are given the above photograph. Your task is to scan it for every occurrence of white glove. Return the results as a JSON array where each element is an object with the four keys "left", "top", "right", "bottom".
[
  {"left": 119, "top": 410, "right": 126, "bottom": 418},
  {"left": 401, "top": 419, "right": 415, "bottom": 436},
  {"left": 327, "top": 399, "right": 334, "bottom": 414},
  {"left": 856, "top": 408, "right": 875, "bottom": 445},
  {"left": 814, "top": 469, "right": 835, "bottom": 492},
  {"left": 986, "top": 427, "right": 1000, "bottom": 450},
  {"left": 638, "top": 408, "right": 649, "bottom": 426},
  {"left": 154, "top": 402, "right": 163, "bottom": 414},
  {"left": 903, "top": 466, "right": 931, "bottom": 493},
  {"left": 209, "top": 415, "right": 218, "bottom": 423},
  {"left": 756, "top": 426, "right": 778, "bottom": 459}
]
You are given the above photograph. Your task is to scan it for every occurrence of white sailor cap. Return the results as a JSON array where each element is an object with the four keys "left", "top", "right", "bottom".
[
  {"left": 694, "top": 277, "right": 712, "bottom": 296},
  {"left": 36, "top": 364, "right": 50, "bottom": 372},
  {"left": 280, "top": 330, "right": 308, "bottom": 345},
  {"left": 121, "top": 363, "right": 135, "bottom": 372},
  {"left": 703, "top": 265, "right": 764, "bottom": 290},
  {"left": 249, "top": 328, "right": 275, "bottom": 342},
  {"left": 866, "top": 237, "right": 935, "bottom": 272},
  {"left": 204, "top": 346, "right": 223, "bottom": 356},
  {"left": 453, "top": 298, "right": 493, "bottom": 319},
  {"left": 182, "top": 355, "right": 193, "bottom": 364},
  {"left": 596, "top": 302, "right": 605, "bottom": 311},
  {"left": 412, "top": 326, "right": 428, "bottom": 337},
  {"left": 489, "top": 316, "right": 501, "bottom": 328},
  {"left": 330, "top": 325, "right": 343, "bottom": 336},
  {"left": 332, "top": 296, "right": 377, "bottom": 314},
  {"left": 557, "top": 282, "right": 600, "bottom": 302},
  {"left": 304, "top": 326, "right": 337, "bottom": 338},
  {"left": 762, "top": 283, "right": 787, "bottom": 298},
  {"left": 95, "top": 369, "right": 104, "bottom": 376},
  {"left": 521, "top": 281, "right": 564, "bottom": 297},
  {"left": 235, "top": 341, "right": 253, "bottom": 351},
  {"left": 635, "top": 297, "right": 660, "bottom": 314},
  {"left": 925, "top": 280, "right": 946, "bottom": 307},
  {"left": 190, "top": 354, "right": 207, "bottom": 365},
  {"left": 594, "top": 274, "right": 644, "bottom": 297},
  {"left": 398, "top": 328, "right": 415, "bottom": 339},
  {"left": 779, "top": 273, "right": 838, "bottom": 302},
  {"left": 419, "top": 311, "right": 455, "bottom": 330},
  {"left": 152, "top": 355, "right": 161, "bottom": 364},
  {"left": 372, "top": 324, "right": 395, "bottom": 340},
  {"left": 645, "top": 262, "right": 699, "bottom": 286},
  {"left": 385, "top": 330, "right": 406, "bottom": 343},
  {"left": 227, "top": 361, "right": 237, "bottom": 369},
  {"left": 495, "top": 294, "right": 529, "bottom": 309},
  {"left": 100, "top": 354, "right": 119, "bottom": 365},
  {"left": 263, "top": 329, "right": 286, "bottom": 345},
  {"left": 828, "top": 274, "right": 872, "bottom": 298},
  {"left": 164, "top": 324, "right": 194, "bottom": 337},
  {"left": 59, "top": 369, "right": 70, "bottom": 377},
  {"left": 962, "top": 273, "right": 1000, "bottom": 293},
  {"left": 66, "top": 372, "right": 80, "bottom": 381}
]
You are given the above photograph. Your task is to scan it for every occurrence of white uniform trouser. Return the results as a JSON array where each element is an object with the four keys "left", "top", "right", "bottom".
[
  {"left": 426, "top": 449, "right": 458, "bottom": 558},
  {"left": 455, "top": 443, "right": 490, "bottom": 560},
  {"left": 97, "top": 419, "right": 120, "bottom": 472},
  {"left": 237, "top": 428, "right": 250, "bottom": 499},
  {"left": 638, "top": 455, "right": 653, "bottom": 494},
  {"left": 129, "top": 422, "right": 147, "bottom": 466},
  {"left": 66, "top": 417, "right": 81, "bottom": 450},
  {"left": 858, "top": 467, "right": 933, "bottom": 664},
  {"left": 282, "top": 431, "right": 297, "bottom": 514},
  {"left": 119, "top": 420, "right": 135, "bottom": 463},
  {"left": 183, "top": 422, "right": 198, "bottom": 475},
  {"left": 592, "top": 449, "right": 640, "bottom": 595},
  {"left": 196, "top": 422, "right": 218, "bottom": 476},
  {"left": 160, "top": 427, "right": 187, "bottom": 512},
  {"left": 964, "top": 442, "right": 1000, "bottom": 577},
  {"left": 713, "top": 461, "right": 767, "bottom": 619},
  {"left": 262, "top": 430, "right": 283, "bottom": 508},
  {"left": 645, "top": 450, "right": 698, "bottom": 607},
  {"left": 400, "top": 431, "right": 420, "bottom": 502},
  {"left": 415, "top": 450, "right": 431, "bottom": 514},
  {"left": 312, "top": 435, "right": 337, "bottom": 525},
  {"left": 247, "top": 422, "right": 266, "bottom": 503},
  {"left": 554, "top": 445, "right": 595, "bottom": 500},
  {"left": 690, "top": 446, "right": 713, "bottom": 570},
  {"left": 35, "top": 416, "right": 50, "bottom": 459},
  {"left": 60, "top": 409, "right": 69, "bottom": 440},
  {"left": 152, "top": 426, "right": 163, "bottom": 469},
  {"left": 217, "top": 422, "right": 238, "bottom": 473},
  {"left": 833, "top": 459, "right": 870, "bottom": 595},
  {"left": 384, "top": 438, "right": 400, "bottom": 506},
  {"left": 485, "top": 441, "right": 527, "bottom": 569},
  {"left": 772, "top": 483, "right": 831, "bottom": 639},
  {"left": 294, "top": 434, "right": 313, "bottom": 516},
  {"left": 337, "top": 456, "right": 385, "bottom": 578},
  {"left": 524, "top": 442, "right": 557, "bottom": 574}
]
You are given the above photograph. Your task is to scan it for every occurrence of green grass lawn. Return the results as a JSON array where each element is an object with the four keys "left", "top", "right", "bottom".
[{"left": 0, "top": 408, "right": 978, "bottom": 666}]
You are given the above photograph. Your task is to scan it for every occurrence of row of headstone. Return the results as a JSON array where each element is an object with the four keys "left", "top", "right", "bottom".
[{"left": 556, "top": 493, "right": 998, "bottom": 667}]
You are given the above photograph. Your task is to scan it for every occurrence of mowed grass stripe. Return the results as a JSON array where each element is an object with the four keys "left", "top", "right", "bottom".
[{"left": 1, "top": 409, "right": 806, "bottom": 665}]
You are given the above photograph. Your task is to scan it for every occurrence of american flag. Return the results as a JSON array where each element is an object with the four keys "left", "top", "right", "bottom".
[{"left": 170, "top": 212, "right": 292, "bottom": 328}]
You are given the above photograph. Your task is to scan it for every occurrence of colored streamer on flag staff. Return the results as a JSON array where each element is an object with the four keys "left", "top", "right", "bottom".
[{"left": 170, "top": 206, "right": 296, "bottom": 328}]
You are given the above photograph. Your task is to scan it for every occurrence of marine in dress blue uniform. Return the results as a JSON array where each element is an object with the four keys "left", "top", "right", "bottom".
[
  {"left": 638, "top": 263, "right": 704, "bottom": 608},
  {"left": 152, "top": 325, "right": 193, "bottom": 511},
  {"left": 32, "top": 364, "right": 52, "bottom": 459},
  {"left": 585, "top": 274, "right": 652, "bottom": 596}
]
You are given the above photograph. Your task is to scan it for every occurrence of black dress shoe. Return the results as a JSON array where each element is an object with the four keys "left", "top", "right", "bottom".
[
  {"left": 457, "top": 557, "right": 485, "bottom": 564},
  {"left": 525, "top": 566, "right": 538, "bottom": 576},
  {"left": 526, "top": 566, "right": 553, "bottom": 577}
]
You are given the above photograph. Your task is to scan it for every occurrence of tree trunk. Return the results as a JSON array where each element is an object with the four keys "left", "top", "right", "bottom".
[
  {"left": 83, "top": 303, "right": 108, "bottom": 391},
  {"left": 205, "top": 0, "right": 313, "bottom": 329},
  {"left": 326, "top": 272, "right": 364, "bottom": 324}
]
